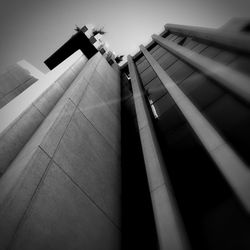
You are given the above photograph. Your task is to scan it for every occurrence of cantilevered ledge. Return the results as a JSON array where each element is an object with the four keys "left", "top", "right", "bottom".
[
  {"left": 140, "top": 45, "right": 250, "bottom": 213},
  {"left": 152, "top": 34, "right": 250, "bottom": 104},
  {"left": 165, "top": 24, "right": 250, "bottom": 54},
  {"left": 127, "top": 55, "right": 190, "bottom": 250}
]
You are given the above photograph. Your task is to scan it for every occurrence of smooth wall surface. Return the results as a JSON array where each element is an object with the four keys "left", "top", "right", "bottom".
[
  {"left": 0, "top": 53, "right": 121, "bottom": 250},
  {"left": 0, "top": 64, "right": 38, "bottom": 109}
]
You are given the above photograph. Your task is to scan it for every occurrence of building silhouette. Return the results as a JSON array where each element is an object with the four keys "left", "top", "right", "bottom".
[{"left": 0, "top": 19, "right": 250, "bottom": 250}]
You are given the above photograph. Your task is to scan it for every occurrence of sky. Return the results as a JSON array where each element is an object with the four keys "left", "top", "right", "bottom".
[{"left": 0, "top": 0, "right": 250, "bottom": 74}]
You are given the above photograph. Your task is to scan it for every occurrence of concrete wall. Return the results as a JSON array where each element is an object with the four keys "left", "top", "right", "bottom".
[
  {"left": 0, "top": 52, "right": 87, "bottom": 176},
  {"left": 0, "top": 64, "right": 38, "bottom": 109},
  {"left": 0, "top": 52, "right": 121, "bottom": 250}
]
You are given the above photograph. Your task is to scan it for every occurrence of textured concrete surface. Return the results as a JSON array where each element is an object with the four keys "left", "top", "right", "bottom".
[
  {"left": 40, "top": 100, "right": 76, "bottom": 157},
  {"left": 55, "top": 68, "right": 76, "bottom": 90},
  {"left": 11, "top": 163, "right": 120, "bottom": 250},
  {"left": 78, "top": 85, "right": 120, "bottom": 153},
  {"left": 53, "top": 109, "right": 120, "bottom": 225},
  {"left": 0, "top": 64, "right": 38, "bottom": 108},
  {"left": 33, "top": 82, "right": 65, "bottom": 116},
  {"left": 0, "top": 105, "right": 44, "bottom": 174},
  {"left": 0, "top": 148, "right": 51, "bottom": 249},
  {"left": 0, "top": 54, "right": 87, "bottom": 176},
  {"left": 89, "top": 72, "right": 120, "bottom": 118},
  {"left": 0, "top": 52, "right": 121, "bottom": 250}
]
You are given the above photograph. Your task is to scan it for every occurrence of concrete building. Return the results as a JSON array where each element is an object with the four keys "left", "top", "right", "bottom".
[
  {"left": 0, "top": 19, "right": 250, "bottom": 250},
  {"left": 121, "top": 18, "right": 250, "bottom": 250},
  {"left": 0, "top": 61, "right": 43, "bottom": 109}
]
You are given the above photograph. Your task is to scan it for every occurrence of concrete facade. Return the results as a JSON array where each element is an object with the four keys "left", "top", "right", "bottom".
[
  {"left": 122, "top": 19, "right": 250, "bottom": 250},
  {"left": 0, "top": 63, "right": 39, "bottom": 109},
  {"left": 0, "top": 19, "right": 250, "bottom": 250},
  {"left": 0, "top": 52, "right": 121, "bottom": 250}
]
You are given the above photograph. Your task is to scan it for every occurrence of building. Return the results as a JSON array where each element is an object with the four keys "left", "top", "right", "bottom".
[
  {"left": 121, "top": 18, "right": 250, "bottom": 250},
  {"left": 0, "top": 19, "right": 249, "bottom": 250},
  {"left": 0, "top": 61, "right": 43, "bottom": 109}
]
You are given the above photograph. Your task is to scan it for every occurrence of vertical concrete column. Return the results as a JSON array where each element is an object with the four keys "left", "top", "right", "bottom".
[
  {"left": 165, "top": 23, "right": 250, "bottom": 54},
  {"left": 127, "top": 55, "right": 189, "bottom": 250},
  {"left": 152, "top": 34, "right": 250, "bottom": 103},
  {"left": 140, "top": 44, "right": 250, "bottom": 213}
]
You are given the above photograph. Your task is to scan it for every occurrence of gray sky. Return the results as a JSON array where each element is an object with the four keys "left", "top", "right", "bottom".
[{"left": 0, "top": 0, "right": 249, "bottom": 73}]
